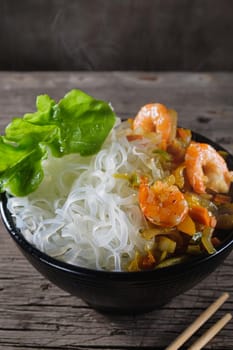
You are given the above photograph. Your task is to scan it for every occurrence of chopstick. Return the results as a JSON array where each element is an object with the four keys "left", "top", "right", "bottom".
[
  {"left": 187, "top": 312, "right": 232, "bottom": 350},
  {"left": 165, "top": 292, "right": 232, "bottom": 350}
]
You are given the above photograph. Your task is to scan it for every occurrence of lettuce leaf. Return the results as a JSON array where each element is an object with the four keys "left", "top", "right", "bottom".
[{"left": 0, "top": 89, "right": 116, "bottom": 196}]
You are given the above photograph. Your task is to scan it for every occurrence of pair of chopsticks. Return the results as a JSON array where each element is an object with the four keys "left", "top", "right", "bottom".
[{"left": 166, "top": 292, "right": 232, "bottom": 350}]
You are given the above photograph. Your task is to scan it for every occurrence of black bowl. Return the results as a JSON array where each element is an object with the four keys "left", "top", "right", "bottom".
[{"left": 1, "top": 132, "right": 233, "bottom": 313}]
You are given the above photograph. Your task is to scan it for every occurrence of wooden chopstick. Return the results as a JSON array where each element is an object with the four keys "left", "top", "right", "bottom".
[
  {"left": 187, "top": 312, "right": 232, "bottom": 350},
  {"left": 165, "top": 292, "right": 231, "bottom": 350}
]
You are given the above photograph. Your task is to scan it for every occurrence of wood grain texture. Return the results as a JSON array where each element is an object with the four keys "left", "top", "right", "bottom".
[{"left": 0, "top": 72, "right": 233, "bottom": 350}]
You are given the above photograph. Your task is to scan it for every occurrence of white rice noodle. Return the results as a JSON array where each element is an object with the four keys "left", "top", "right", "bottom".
[{"left": 7, "top": 118, "right": 165, "bottom": 271}]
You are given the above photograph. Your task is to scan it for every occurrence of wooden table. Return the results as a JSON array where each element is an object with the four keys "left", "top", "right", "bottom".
[{"left": 0, "top": 72, "right": 232, "bottom": 350}]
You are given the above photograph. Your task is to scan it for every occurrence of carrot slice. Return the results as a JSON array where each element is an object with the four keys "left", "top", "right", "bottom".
[
  {"left": 189, "top": 206, "right": 216, "bottom": 228},
  {"left": 126, "top": 134, "right": 143, "bottom": 141},
  {"left": 177, "top": 127, "right": 191, "bottom": 142},
  {"left": 141, "top": 250, "right": 156, "bottom": 270}
]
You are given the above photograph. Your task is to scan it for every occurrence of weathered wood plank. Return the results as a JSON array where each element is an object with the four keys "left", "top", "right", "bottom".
[
  {"left": 0, "top": 72, "right": 233, "bottom": 350},
  {"left": 0, "top": 72, "right": 232, "bottom": 152}
]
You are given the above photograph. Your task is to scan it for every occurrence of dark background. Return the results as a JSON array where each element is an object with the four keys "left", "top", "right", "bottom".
[{"left": 0, "top": 0, "right": 233, "bottom": 71}]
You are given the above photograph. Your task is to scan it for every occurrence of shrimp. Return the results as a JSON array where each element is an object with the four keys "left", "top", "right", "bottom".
[
  {"left": 138, "top": 178, "right": 188, "bottom": 227},
  {"left": 185, "top": 142, "right": 233, "bottom": 194},
  {"left": 132, "top": 103, "right": 177, "bottom": 149}
]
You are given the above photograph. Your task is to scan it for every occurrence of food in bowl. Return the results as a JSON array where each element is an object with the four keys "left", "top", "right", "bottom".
[{"left": 1, "top": 90, "right": 233, "bottom": 273}]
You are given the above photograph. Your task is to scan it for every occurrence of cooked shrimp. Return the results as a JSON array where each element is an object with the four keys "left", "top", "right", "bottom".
[
  {"left": 133, "top": 103, "right": 177, "bottom": 149},
  {"left": 185, "top": 142, "right": 233, "bottom": 194},
  {"left": 138, "top": 178, "right": 188, "bottom": 227}
]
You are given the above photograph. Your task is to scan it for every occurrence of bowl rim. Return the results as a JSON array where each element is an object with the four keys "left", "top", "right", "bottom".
[{"left": 1, "top": 131, "right": 233, "bottom": 280}]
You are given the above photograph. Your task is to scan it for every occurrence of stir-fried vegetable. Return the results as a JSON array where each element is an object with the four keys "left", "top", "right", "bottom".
[{"left": 126, "top": 103, "right": 233, "bottom": 271}]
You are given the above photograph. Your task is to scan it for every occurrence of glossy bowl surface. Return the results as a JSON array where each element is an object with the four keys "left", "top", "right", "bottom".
[{"left": 1, "top": 132, "right": 233, "bottom": 313}]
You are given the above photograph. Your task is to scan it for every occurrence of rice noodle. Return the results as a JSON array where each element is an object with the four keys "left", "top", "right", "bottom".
[{"left": 7, "top": 118, "right": 165, "bottom": 271}]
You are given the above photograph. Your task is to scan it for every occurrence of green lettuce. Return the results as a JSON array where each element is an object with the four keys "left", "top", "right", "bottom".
[{"left": 0, "top": 90, "right": 116, "bottom": 196}]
